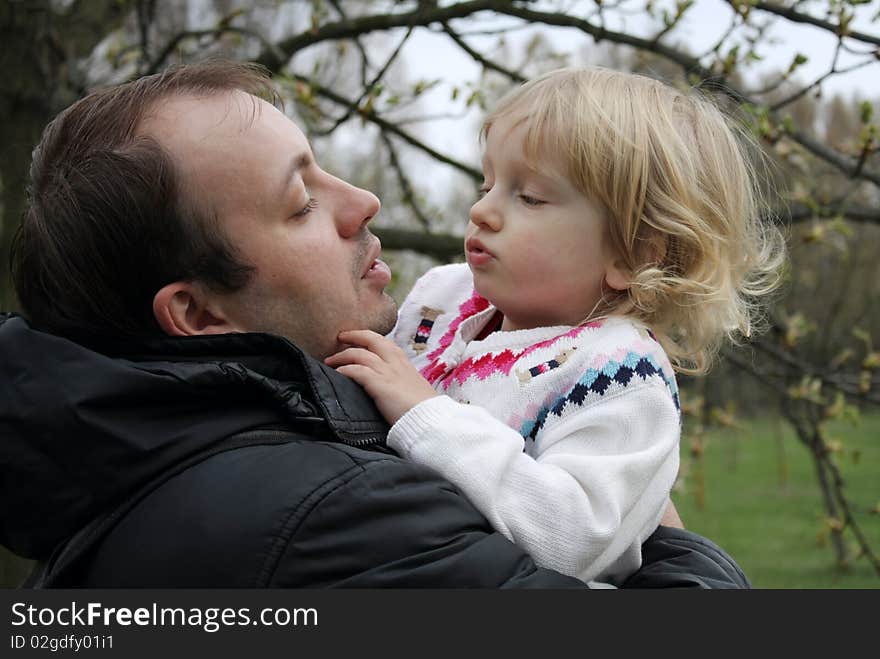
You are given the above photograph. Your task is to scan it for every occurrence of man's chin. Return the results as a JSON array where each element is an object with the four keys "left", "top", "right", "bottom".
[{"left": 371, "top": 296, "right": 399, "bottom": 337}]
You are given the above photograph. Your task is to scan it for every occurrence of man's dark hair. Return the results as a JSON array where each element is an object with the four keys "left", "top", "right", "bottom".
[{"left": 11, "top": 60, "right": 281, "bottom": 341}]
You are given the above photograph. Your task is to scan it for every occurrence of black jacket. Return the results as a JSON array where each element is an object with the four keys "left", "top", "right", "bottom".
[{"left": 0, "top": 313, "right": 748, "bottom": 588}]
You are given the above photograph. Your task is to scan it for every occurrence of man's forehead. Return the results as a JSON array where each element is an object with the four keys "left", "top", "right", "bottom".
[
  {"left": 142, "top": 90, "right": 311, "bottom": 175},
  {"left": 140, "top": 90, "right": 274, "bottom": 144},
  {"left": 137, "top": 90, "right": 312, "bottom": 221}
]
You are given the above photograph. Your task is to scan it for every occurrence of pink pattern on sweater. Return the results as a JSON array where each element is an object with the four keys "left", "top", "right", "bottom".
[
  {"left": 420, "top": 291, "right": 491, "bottom": 383},
  {"left": 442, "top": 324, "right": 600, "bottom": 389},
  {"left": 419, "top": 291, "right": 604, "bottom": 388}
]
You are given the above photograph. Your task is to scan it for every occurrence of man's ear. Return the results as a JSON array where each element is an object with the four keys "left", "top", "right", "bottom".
[{"left": 152, "top": 281, "right": 239, "bottom": 337}]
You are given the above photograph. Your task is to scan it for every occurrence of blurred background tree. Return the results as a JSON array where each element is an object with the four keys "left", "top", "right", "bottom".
[{"left": 1, "top": 0, "right": 878, "bottom": 587}]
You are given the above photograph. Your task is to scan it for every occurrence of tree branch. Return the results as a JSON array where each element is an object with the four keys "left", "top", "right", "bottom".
[
  {"left": 245, "top": 1, "right": 880, "bottom": 189},
  {"left": 145, "top": 26, "right": 284, "bottom": 76},
  {"left": 312, "top": 25, "right": 414, "bottom": 137},
  {"left": 747, "top": 336, "right": 880, "bottom": 405},
  {"left": 327, "top": 0, "right": 371, "bottom": 86},
  {"left": 371, "top": 227, "right": 463, "bottom": 261},
  {"left": 380, "top": 132, "right": 432, "bottom": 230},
  {"left": 492, "top": 3, "right": 880, "bottom": 187},
  {"left": 770, "top": 47, "right": 876, "bottom": 112},
  {"left": 441, "top": 21, "right": 525, "bottom": 82},
  {"left": 743, "top": 1, "right": 880, "bottom": 48},
  {"left": 290, "top": 74, "right": 481, "bottom": 181},
  {"left": 255, "top": 0, "right": 503, "bottom": 72},
  {"left": 786, "top": 125, "right": 880, "bottom": 187},
  {"left": 785, "top": 202, "right": 880, "bottom": 225}
]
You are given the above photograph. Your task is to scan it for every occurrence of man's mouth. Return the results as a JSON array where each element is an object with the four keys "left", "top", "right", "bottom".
[{"left": 361, "top": 239, "right": 392, "bottom": 285}]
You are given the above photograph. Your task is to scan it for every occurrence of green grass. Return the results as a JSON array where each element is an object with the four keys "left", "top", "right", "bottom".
[{"left": 673, "top": 414, "right": 880, "bottom": 588}]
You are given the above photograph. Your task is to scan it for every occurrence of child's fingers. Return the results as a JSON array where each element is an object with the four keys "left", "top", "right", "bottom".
[
  {"left": 336, "top": 329, "right": 381, "bottom": 345},
  {"left": 337, "top": 329, "right": 401, "bottom": 361},
  {"left": 324, "top": 347, "right": 384, "bottom": 369},
  {"left": 333, "top": 363, "right": 377, "bottom": 389}
]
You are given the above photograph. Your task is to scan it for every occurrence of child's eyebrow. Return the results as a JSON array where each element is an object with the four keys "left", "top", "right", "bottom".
[
  {"left": 514, "top": 159, "right": 558, "bottom": 184},
  {"left": 481, "top": 149, "right": 563, "bottom": 192}
]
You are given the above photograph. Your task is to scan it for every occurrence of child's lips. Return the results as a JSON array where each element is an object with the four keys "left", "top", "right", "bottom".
[{"left": 466, "top": 237, "right": 495, "bottom": 267}]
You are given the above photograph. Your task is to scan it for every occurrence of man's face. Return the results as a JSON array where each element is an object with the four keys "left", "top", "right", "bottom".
[{"left": 143, "top": 91, "right": 398, "bottom": 358}]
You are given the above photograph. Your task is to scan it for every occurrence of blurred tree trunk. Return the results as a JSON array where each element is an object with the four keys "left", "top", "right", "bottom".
[
  {"left": 0, "top": 4, "right": 61, "bottom": 583},
  {"left": 0, "top": 0, "right": 131, "bottom": 310},
  {"left": 0, "top": 0, "right": 132, "bottom": 585},
  {"left": 0, "top": 0, "right": 54, "bottom": 310}
]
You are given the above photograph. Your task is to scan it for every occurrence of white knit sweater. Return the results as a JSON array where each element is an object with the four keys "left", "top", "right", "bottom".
[{"left": 388, "top": 263, "right": 681, "bottom": 584}]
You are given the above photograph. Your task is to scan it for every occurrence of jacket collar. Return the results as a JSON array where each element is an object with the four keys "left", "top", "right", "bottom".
[
  {"left": 91, "top": 325, "right": 390, "bottom": 446},
  {"left": 0, "top": 313, "right": 387, "bottom": 559}
]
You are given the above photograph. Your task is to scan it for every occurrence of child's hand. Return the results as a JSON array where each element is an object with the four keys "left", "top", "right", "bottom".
[{"left": 325, "top": 330, "right": 439, "bottom": 425}]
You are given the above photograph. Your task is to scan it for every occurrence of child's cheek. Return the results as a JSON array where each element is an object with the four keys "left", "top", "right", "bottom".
[{"left": 517, "top": 232, "right": 547, "bottom": 264}]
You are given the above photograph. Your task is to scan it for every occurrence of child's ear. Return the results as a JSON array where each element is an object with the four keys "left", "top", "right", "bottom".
[
  {"left": 605, "top": 260, "right": 631, "bottom": 292},
  {"left": 616, "top": 227, "right": 668, "bottom": 291},
  {"left": 152, "top": 282, "right": 240, "bottom": 337}
]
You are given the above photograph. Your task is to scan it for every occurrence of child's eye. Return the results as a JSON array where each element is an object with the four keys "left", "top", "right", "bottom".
[
  {"left": 292, "top": 198, "right": 317, "bottom": 218},
  {"left": 477, "top": 186, "right": 491, "bottom": 198},
  {"left": 519, "top": 194, "right": 545, "bottom": 207}
]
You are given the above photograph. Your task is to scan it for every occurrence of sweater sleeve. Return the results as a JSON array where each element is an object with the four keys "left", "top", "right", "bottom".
[{"left": 387, "top": 382, "right": 680, "bottom": 584}]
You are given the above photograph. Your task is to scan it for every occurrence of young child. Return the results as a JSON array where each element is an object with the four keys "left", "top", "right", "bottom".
[{"left": 326, "top": 67, "right": 783, "bottom": 584}]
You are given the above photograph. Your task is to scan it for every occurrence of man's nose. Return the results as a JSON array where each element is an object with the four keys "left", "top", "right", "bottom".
[
  {"left": 334, "top": 176, "right": 381, "bottom": 238},
  {"left": 469, "top": 193, "right": 502, "bottom": 231}
]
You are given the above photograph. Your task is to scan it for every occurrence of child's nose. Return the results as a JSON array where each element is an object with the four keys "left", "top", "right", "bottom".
[{"left": 469, "top": 194, "right": 502, "bottom": 231}]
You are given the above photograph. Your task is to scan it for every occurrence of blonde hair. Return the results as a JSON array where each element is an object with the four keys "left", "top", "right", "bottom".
[{"left": 483, "top": 67, "right": 785, "bottom": 375}]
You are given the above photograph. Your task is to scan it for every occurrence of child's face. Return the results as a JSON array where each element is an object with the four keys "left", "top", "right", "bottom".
[{"left": 466, "top": 116, "right": 628, "bottom": 332}]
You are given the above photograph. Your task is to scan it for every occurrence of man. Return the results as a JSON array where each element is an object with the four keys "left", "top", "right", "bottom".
[{"left": 0, "top": 61, "right": 747, "bottom": 587}]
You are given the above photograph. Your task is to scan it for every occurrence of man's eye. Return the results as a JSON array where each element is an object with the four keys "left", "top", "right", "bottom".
[
  {"left": 519, "top": 194, "right": 545, "bottom": 206},
  {"left": 293, "top": 198, "right": 317, "bottom": 218}
]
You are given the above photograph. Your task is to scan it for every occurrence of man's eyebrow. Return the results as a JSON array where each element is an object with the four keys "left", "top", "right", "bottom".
[{"left": 279, "top": 151, "right": 313, "bottom": 197}]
